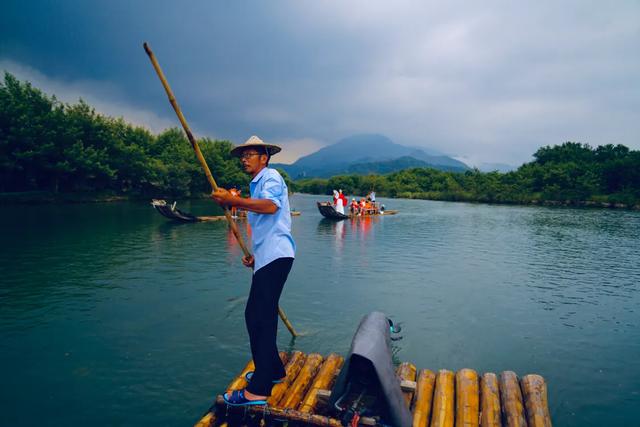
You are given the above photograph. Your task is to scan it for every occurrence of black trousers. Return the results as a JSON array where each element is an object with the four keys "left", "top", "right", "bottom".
[{"left": 245, "top": 257, "right": 294, "bottom": 396}]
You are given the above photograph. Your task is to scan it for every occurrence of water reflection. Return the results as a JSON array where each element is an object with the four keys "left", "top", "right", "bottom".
[
  {"left": 351, "top": 215, "right": 378, "bottom": 241},
  {"left": 316, "top": 219, "right": 347, "bottom": 254},
  {"left": 316, "top": 218, "right": 338, "bottom": 235},
  {"left": 153, "top": 221, "right": 188, "bottom": 242},
  {"left": 224, "top": 223, "right": 246, "bottom": 258},
  {"left": 334, "top": 220, "right": 345, "bottom": 252}
]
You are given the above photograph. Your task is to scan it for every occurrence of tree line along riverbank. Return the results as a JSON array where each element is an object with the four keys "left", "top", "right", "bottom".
[
  {"left": 295, "top": 141, "right": 640, "bottom": 210},
  {"left": 2, "top": 72, "right": 639, "bottom": 209},
  {"left": 1, "top": 72, "right": 251, "bottom": 200}
]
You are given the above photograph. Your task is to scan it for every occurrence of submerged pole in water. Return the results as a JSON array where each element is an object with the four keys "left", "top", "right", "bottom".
[{"left": 143, "top": 42, "right": 297, "bottom": 337}]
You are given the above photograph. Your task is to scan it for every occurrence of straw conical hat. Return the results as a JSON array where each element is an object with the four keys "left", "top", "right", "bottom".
[{"left": 230, "top": 135, "right": 282, "bottom": 157}]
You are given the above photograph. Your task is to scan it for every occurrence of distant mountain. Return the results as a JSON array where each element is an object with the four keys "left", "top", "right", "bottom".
[{"left": 273, "top": 134, "right": 469, "bottom": 178}]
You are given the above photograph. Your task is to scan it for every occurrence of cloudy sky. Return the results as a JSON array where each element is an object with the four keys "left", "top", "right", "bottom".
[{"left": 2, "top": 1, "right": 639, "bottom": 165}]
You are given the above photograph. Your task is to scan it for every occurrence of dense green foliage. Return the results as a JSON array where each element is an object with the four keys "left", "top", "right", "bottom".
[
  {"left": 296, "top": 142, "right": 640, "bottom": 207},
  {"left": 0, "top": 72, "right": 248, "bottom": 198},
  {"left": 344, "top": 155, "right": 467, "bottom": 175},
  {"left": 2, "top": 72, "right": 638, "bottom": 207}
]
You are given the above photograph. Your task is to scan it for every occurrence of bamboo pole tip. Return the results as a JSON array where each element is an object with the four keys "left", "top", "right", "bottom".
[{"left": 143, "top": 42, "right": 152, "bottom": 54}]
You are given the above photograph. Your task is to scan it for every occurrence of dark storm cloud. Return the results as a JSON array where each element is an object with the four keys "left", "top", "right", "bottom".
[{"left": 2, "top": 0, "right": 639, "bottom": 165}]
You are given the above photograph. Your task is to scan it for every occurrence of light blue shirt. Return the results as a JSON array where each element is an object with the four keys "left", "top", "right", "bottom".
[{"left": 248, "top": 167, "right": 296, "bottom": 272}]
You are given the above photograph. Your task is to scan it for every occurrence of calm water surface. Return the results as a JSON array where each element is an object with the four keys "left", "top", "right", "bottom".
[{"left": 1, "top": 194, "right": 639, "bottom": 426}]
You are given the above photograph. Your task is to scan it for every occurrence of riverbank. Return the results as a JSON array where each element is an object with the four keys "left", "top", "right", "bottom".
[
  {"left": 0, "top": 191, "right": 212, "bottom": 205},
  {"left": 0, "top": 191, "right": 139, "bottom": 204},
  {"left": 298, "top": 190, "right": 640, "bottom": 211},
  {"left": 4, "top": 190, "right": 639, "bottom": 211},
  {"left": 396, "top": 193, "right": 640, "bottom": 210}
]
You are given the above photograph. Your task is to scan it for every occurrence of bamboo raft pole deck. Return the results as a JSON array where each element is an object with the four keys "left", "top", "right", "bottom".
[{"left": 195, "top": 351, "right": 552, "bottom": 427}]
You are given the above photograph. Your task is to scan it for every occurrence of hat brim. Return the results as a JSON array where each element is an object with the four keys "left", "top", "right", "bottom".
[{"left": 230, "top": 143, "right": 282, "bottom": 158}]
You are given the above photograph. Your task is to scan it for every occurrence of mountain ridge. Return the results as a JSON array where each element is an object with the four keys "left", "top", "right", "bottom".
[{"left": 273, "top": 134, "right": 469, "bottom": 178}]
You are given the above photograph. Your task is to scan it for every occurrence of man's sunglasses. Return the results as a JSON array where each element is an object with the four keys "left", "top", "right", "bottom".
[{"left": 240, "top": 152, "right": 262, "bottom": 160}]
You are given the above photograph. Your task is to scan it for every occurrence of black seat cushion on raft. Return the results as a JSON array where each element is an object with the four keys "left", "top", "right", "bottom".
[{"left": 329, "top": 311, "right": 412, "bottom": 427}]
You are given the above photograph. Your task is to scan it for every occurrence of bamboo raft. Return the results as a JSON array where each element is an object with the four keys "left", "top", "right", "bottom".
[
  {"left": 317, "top": 202, "right": 398, "bottom": 220},
  {"left": 194, "top": 351, "right": 552, "bottom": 427}
]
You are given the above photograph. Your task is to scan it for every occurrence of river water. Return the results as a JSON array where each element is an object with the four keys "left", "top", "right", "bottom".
[{"left": 1, "top": 194, "right": 639, "bottom": 426}]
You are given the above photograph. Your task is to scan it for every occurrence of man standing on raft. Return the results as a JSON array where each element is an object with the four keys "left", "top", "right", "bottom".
[{"left": 211, "top": 136, "right": 296, "bottom": 406}]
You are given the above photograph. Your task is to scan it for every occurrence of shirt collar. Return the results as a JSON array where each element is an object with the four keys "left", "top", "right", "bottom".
[{"left": 251, "top": 166, "right": 269, "bottom": 184}]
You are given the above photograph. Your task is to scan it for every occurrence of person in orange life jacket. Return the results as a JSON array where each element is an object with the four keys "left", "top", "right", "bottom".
[
  {"left": 350, "top": 198, "right": 359, "bottom": 215},
  {"left": 359, "top": 198, "right": 366, "bottom": 214}
]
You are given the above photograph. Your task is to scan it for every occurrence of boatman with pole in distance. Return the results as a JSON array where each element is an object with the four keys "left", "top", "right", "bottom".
[{"left": 211, "top": 135, "right": 296, "bottom": 406}]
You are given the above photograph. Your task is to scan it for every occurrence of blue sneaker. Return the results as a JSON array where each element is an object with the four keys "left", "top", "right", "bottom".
[
  {"left": 223, "top": 389, "right": 267, "bottom": 406},
  {"left": 245, "top": 371, "right": 285, "bottom": 384}
]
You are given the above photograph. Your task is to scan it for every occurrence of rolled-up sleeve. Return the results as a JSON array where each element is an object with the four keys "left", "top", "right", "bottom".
[
  {"left": 248, "top": 168, "right": 295, "bottom": 271},
  {"left": 258, "top": 173, "right": 283, "bottom": 209}
]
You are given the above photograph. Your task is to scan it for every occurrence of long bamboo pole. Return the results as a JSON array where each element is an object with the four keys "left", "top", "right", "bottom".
[{"left": 143, "top": 42, "right": 297, "bottom": 337}]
